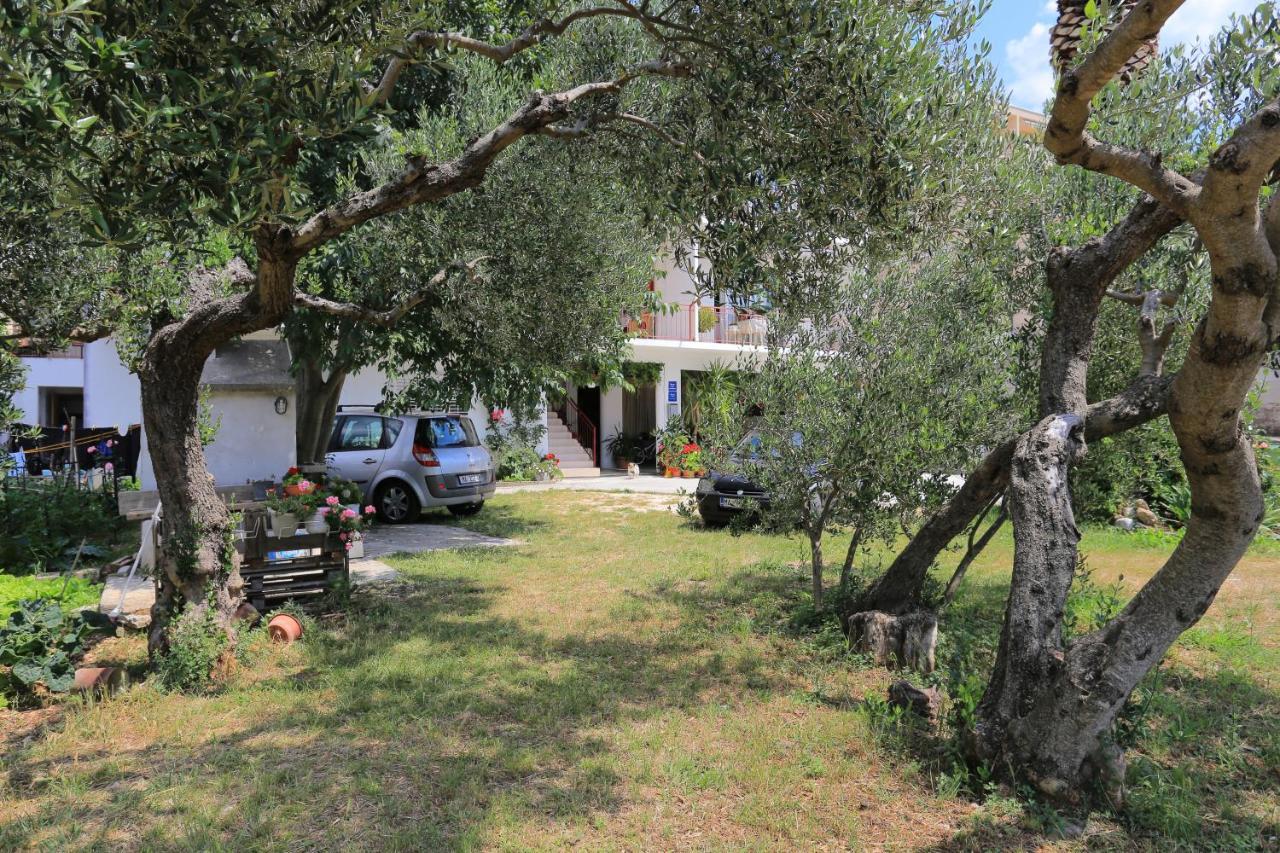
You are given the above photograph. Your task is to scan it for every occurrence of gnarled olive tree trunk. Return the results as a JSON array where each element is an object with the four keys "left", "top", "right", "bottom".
[
  {"left": 969, "top": 0, "right": 1279, "bottom": 804},
  {"left": 141, "top": 253, "right": 295, "bottom": 654},
  {"left": 852, "top": 196, "right": 1182, "bottom": 615}
]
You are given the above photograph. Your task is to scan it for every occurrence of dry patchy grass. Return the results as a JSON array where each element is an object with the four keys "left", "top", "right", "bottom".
[{"left": 0, "top": 491, "right": 1276, "bottom": 850}]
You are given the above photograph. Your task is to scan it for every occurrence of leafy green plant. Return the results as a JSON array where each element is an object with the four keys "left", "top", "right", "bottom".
[
  {"left": 0, "top": 599, "right": 112, "bottom": 705},
  {"left": 155, "top": 599, "right": 232, "bottom": 695},
  {"left": 1153, "top": 478, "right": 1192, "bottom": 528},
  {"left": 0, "top": 476, "right": 122, "bottom": 574},
  {"left": 264, "top": 490, "right": 313, "bottom": 517},
  {"left": 697, "top": 307, "right": 717, "bottom": 333},
  {"left": 1064, "top": 554, "right": 1124, "bottom": 639}
]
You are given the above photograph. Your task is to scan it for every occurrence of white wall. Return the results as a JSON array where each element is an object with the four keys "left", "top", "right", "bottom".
[
  {"left": 83, "top": 340, "right": 142, "bottom": 429},
  {"left": 201, "top": 389, "right": 297, "bottom": 486},
  {"left": 337, "top": 367, "right": 388, "bottom": 410},
  {"left": 599, "top": 386, "right": 624, "bottom": 468},
  {"left": 652, "top": 252, "right": 705, "bottom": 305},
  {"left": 13, "top": 357, "right": 84, "bottom": 425}
]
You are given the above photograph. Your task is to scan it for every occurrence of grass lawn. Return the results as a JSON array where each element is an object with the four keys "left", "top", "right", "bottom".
[
  {"left": 1, "top": 490, "right": 1277, "bottom": 850},
  {"left": 0, "top": 575, "right": 102, "bottom": 621}
]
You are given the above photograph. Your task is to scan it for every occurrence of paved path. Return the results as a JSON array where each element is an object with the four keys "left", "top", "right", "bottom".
[{"left": 496, "top": 473, "right": 694, "bottom": 496}]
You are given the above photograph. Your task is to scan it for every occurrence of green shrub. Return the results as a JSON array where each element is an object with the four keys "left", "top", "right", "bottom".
[
  {"left": 155, "top": 602, "right": 232, "bottom": 694},
  {"left": 0, "top": 476, "right": 122, "bottom": 574},
  {"left": 1070, "top": 422, "right": 1182, "bottom": 522},
  {"left": 0, "top": 598, "right": 112, "bottom": 706}
]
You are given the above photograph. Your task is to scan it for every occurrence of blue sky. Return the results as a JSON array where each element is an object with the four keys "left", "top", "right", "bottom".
[{"left": 975, "top": 0, "right": 1257, "bottom": 111}]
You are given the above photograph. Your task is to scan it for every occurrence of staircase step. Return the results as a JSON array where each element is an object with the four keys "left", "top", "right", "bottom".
[{"left": 559, "top": 467, "right": 601, "bottom": 478}]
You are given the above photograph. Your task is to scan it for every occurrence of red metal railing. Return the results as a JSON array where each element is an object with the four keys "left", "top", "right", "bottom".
[
  {"left": 622, "top": 302, "right": 767, "bottom": 345},
  {"left": 557, "top": 397, "right": 598, "bottom": 466}
]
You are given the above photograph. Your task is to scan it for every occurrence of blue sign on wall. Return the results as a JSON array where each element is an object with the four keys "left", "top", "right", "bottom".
[{"left": 667, "top": 380, "right": 678, "bottom": 403}]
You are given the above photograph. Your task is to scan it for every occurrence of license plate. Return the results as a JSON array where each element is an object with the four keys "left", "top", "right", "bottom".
[
  {"left": 720, "top": 496, "right": 745, "bottom": 509},
  {"left": 459, "top": 473, "right": 484, "bottom": 485}
]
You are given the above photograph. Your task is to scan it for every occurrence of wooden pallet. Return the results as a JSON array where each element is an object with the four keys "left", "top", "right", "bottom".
[{"left": 236, "top": 509, "right": 349, "bottom": 612}]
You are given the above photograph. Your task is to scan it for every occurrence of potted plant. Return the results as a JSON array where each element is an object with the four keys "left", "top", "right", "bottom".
[
  {"left": 680, "top": 442, "right": 703, "bottom": 478},
  {"left": 605, "top": 429, "right": 635, "bottom": 468},
  {"left": 282, "top": 467, "right": 317, "bottom": 497},
  {"left": 265, "top": 491, "right": 311, "bottom": 537},
  {"left": 656, "top": 416, "right": 691, "bottom": 477},
  {"left": 697, "top": 306, "right": 718, "bottom": 339},
  {"left": 320, "top": 496, "right": 376, "bottom": 553}
]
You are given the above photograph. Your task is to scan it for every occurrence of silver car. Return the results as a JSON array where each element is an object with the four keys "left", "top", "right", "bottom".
[{"left": 325, "top": 409, "right": 496, "bottom": 523}]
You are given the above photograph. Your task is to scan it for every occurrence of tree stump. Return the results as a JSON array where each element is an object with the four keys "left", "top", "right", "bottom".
[
  {"left": 847, "top": 610, "right": 937, "bottom": 673},
  {"left": 888, "top": 680, "right": 942, "bottom": 723}
]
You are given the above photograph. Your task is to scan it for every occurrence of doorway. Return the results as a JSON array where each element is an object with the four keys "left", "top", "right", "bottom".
[
  {"left": 42, "top": 388, "right": 83, "bottom": 428},
  {"left": 575, "top": 385, "right": 601, "bottom": 462}
]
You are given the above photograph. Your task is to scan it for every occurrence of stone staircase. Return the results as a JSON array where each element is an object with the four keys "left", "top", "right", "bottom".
[{"left": 547, "top": 411, "right": 601, "bottom": 478}]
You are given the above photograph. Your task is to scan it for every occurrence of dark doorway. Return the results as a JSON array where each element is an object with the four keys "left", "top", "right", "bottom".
[
  {"left": 43, "top": 389, "right": 83, "bottom": 428},
  {"left": 576, "top": 385, "right": 601, "bottom": 462}
]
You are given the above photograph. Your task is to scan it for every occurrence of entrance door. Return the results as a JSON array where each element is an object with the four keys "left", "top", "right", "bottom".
[{"left": 576, "top": 386, "right": 601, "bottom": 462}]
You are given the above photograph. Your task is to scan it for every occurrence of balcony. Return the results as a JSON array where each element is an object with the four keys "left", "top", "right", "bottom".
[{"left": 624, "top": 302, "right": 768, "bottom": 346}]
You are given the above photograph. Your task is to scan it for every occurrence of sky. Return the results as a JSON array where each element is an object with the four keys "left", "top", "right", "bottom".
[{"left": 975, "top": 0, "right": 1258, "bottom": 111}]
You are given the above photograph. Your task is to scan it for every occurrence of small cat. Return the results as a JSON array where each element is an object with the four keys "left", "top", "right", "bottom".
[{"left": 626, "top": 462, "right": 640, "bottom": 479}]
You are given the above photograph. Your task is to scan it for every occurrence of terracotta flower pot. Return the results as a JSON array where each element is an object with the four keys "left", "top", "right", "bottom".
[
  {"left": 268, "top": 613, "right": 303, "bottom": 644},
  {"left": 682, "top": 469, "right": 696, "bottom": 478},
  {"left": 663, "top": 468, "right": 677, "bottom": 478},
  {"left": 74, "top": 666, "right": 122, "bottom": 695}
]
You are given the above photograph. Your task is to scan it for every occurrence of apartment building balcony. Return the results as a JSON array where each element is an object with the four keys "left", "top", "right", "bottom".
[{"left": 623, "top": 302, "right": 768, "bottom": 347}]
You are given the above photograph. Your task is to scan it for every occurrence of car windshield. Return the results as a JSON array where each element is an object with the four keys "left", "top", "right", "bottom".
[{"left": 415, "top": 416, "right": 479, "bottom": 449}]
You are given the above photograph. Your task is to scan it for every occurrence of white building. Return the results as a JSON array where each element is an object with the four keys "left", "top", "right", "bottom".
[{"left": 9, "top": 252, "right": 768, "bottom": 484}]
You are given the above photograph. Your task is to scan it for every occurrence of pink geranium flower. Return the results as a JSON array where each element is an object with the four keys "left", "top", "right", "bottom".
[
  {"left": 326, "top": 495, "right": 340, "bottom": 506},
  {"left": 340, "top": 508, "right": 357, "bottom": 520},
  {"left": 339, "top": 532, "right": 348, "bottom": 541},
  {"left": 344, "top": 542, "right": 352, "bottom": 551},
  {"left": 104, "top": 462, "right": 114, "bottom": 472},
  {"left": 363, "top": 505, "right": 376, "bottom": 515},
  {"left": 86, "top": 445, "right": 96, "bottom": 454}
]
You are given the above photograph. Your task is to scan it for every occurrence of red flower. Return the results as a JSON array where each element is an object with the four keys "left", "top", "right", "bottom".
[
  {"left": 286, "top": 466, "right": 300, "bottom": 476},
  {"left": 681, "top": 443, "right": 701, "bottom": 454}
]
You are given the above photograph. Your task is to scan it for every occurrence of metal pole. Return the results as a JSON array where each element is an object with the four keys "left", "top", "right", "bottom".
[{"left": 69, "top": 415, "right": 77, "bottom": 480}]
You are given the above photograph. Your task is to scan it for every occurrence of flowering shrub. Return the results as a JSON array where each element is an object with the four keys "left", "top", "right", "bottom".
[
  {"left": 323, "top": 503, "right": 376, "bottom": 551},
  {"left": 680, "top": 442, "right": 705, "bottom": 474},
  {"left": 544, "top": 452, "right": 560, "bottom": 467}
]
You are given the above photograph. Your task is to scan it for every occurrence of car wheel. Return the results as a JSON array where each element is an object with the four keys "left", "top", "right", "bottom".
[
  {"left": 448, "top": 501, "right": 484, "bottom": 517},
  {"left": 374, "top": 480, "right": 420, "bottom": 524}
]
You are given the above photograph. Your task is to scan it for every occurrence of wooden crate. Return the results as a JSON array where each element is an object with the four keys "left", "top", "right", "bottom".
[{"left": 237, "top": 511, "right": 348, "bottom": 612}]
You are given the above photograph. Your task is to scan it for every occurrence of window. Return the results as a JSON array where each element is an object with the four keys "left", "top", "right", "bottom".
[
  {"left": 415, "top": 416, "right": 479, "bottom": 449},
  {"left": 333, "top": 416, "right": 402, "bottom": 451}
]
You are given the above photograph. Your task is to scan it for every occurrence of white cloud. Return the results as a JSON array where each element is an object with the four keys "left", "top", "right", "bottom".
[
  {"left": 1005, "top": 21, "right": 1055, "bottom": 110},
  {"left": 1000, "top": 0, "right": 1254, "bottom": 111},
  {"left": 1161, "top": 0, "right": 1254, "bottom": 45}
]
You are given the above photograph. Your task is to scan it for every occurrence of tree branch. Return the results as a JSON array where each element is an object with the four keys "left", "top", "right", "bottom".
[
  {"left": 539, "top": 110, "right": 702, "bottom": 160},
  {"left": 1199, "top": 98, "right": 1280, "bottom": 223},
  {"left": 293, "top": 60, "right": 689, "bottom": 256},
  {"left": 364, "top": 5, "right": 693, "bottom": 104},
  {"left": 1044, "top": 0, "right": 1197, "bottom": 217},
  {"left": 292, "top": 257, "right": 485, "bottom": 326}
]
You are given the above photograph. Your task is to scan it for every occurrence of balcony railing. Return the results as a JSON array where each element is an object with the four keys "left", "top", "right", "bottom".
[{"left": 623, "top": 302, "right": 768, "bottom": 346}]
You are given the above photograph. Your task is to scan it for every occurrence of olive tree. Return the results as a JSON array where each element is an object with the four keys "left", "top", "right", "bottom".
[{"left": 0, "top": 0, "right": 703, "bottom": 650}]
